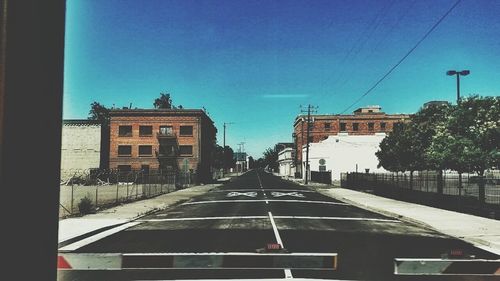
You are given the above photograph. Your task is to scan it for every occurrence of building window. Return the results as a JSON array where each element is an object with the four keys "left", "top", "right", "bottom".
[
  {"left": 179, "top": 145, "right": 193, "bottom": 156},
  {"left": 138, "top": 145, "right": 152, "bottom": 156},
  {"left": 179, "top": 126, "right": 193, "bottom": 136},
  {"left": 118, "top": 145, "right": 132, "bottom": 156},
  {"left": 117, "top": 165, "right": 131, "bottom": 172},
  {"left": 159, "top": 126, "right": 174, "bottom": 136},
  {"left": 340, "top": 122, "right": 346, "bottom": 132},
  {"left": 353, "top": 123, "right": 359, "bottom": 131},
  {"left": 139, "top": 126, "right": 152, "bottom": 136},
  {"left": 368, "top": 122, "right": 374, "bottom": 131},
  {"left": 380, "top": 122, "right": 386, "bottom": 131},
  {"left": 118, "top": 125, "right": 132, "bottom": 137},
  {"left": 324, "top": 123, "right": 331, "bottom": 131}
]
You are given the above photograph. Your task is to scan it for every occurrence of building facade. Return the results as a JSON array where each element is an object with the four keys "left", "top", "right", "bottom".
[
  {"left": 109, "top": 109, "right": 216, "bottom": 182},
  {"left": 278, "top": 147, "right": 294, "bottom": 177},
  {"left": 303, "top": 133, "right": 388, "bottom": 182},
  {"left": 293, "top": 105, "right": 410, "bottom": 176},
  {"left": 60, "top": 120, "right": 102, "bottom": 180}
]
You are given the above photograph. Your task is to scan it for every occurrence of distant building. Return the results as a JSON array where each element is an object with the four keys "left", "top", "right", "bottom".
[
  {"left": 275, "top": 142, "right": 294, "bottom": 152},
  {"left": 278, "top": 147, "right": 295, "bottom": 177},
  {"left": 303, "top": 133, "right": 388, "bottom": 182},
  {"left": 233, "top": 152, "right": 247, "bottom": 173},
  {"left": 60, "top": 120, "right": 102, "bottom": 180},
  {"left": 423, "top": 101, "right": 450, "bottom": 109},
  {"left": 108, "top": 109, "right": 216, "bottom": 182},
  {"left": 293, "top": 105, "right": 410, "bottom": 176}
]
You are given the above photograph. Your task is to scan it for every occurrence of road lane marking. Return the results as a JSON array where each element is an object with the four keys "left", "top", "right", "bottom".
[
  {"left": 182, "top": 199, "right": 350, "bottom": 206},
  {"left": 268, "top": 211, "right": 293, "bottom": 279},
  {"left": 274, "top": 216, "right": 401, "bottom": 223},
  {"left": 257, "top": 171, "right": 264, "bottom": 189},
  {"left": 138, "top": 216, "right": 268, "bottom": 222},
  {"left": 214, "top": 189, "right": 315, "bottom": 193},
  {"left": 58, "top": 222, "right": 141, "bottom": 252},
  {"left": 226, "top": 191, "right": 258, "bottom": 198},
  {"left": 271, "top": 191, "right": 305, "bottom": 198},
  {"left": 268, "top": 212, "right": 284, "bottom": 246}
]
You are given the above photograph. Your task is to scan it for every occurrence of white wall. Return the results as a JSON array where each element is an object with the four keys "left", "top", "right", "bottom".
[
  {"left": 278, "top": 148, "right": 294, "bottom": 176},
  {"left": 302, "top": 133, "right": 387, "bottom": 181},
  {"left": 60, "top": 123, "right": 101, "bottom": 179}
]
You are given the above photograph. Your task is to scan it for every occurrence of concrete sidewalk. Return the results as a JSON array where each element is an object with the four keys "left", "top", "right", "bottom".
[
  {"left": 311, "top": 186, "right": 500, "bottom": 256},
  {"left": 58, "top": 182, "right": 223, "bottom": 244}
]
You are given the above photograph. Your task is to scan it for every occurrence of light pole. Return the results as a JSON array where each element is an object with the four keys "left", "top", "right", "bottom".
[{"left": 446, "top": 70, "right": 470, "bottom": 103}]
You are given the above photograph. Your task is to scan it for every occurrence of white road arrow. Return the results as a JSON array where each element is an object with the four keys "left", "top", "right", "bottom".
[
  {"left": 226, "top": 191, "right": 258, "bottom": 198},
  {"left": 270, "top": 191, "right": 305, "bottom": 198}
]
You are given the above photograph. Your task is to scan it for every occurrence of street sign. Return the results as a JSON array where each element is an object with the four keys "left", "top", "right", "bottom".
[
  {"left": 226, "top": 191, "right": 258, "bottom": 198},
  {"left": 270, "top": 191, "right": 305, "bottom": 198}
]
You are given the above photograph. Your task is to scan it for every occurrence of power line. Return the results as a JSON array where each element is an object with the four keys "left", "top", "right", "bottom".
[{"left": 339, "top": 0, "right": 463, "bottom": 114}]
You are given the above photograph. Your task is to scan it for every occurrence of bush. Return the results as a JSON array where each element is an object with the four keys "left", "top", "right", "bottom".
[{"left": 78, "top": 196, "right": 94, "bottom": 215}]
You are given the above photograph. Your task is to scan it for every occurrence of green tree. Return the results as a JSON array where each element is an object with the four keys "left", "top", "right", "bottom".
[
  {"left": 427, "top": 95, "right": 499, "bottom": 176},
  {"left": 153, "top": 92, "right": 173, "bottom": 109},
  {"left": 88, "top": 102, "right": 110, "bottom": 125},
  {"left": 377, "top": 103, "right": 451, "bottom": 189},
  {"left": 262, "top": 147, "right": 279, "bottom": 172}
]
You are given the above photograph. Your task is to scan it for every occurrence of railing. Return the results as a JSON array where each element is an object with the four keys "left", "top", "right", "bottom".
[
  {"left": 59, "top": 168, "right": 197, "bottom": 218},
  {"left": 341, "top": 171, "right": 500, "bottom": 219},
  {"left": 156, "top": 131, "right": 176, "bottom": 138}
]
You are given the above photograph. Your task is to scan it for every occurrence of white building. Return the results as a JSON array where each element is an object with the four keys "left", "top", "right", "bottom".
[
  {"left": 278, "top": 147, "right": 294, "bottom": 177},
  {"left": 60, "top": 120, "right": 102, "bottom": 180},
  {"left": 302, "top": 133, "right": 387, "bottom": 182}
]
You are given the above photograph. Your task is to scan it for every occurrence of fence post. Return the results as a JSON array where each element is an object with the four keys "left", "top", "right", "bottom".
[
  {"left": 116, "top": 173, "right": 119, "bottom": 204},
  {"left": 437, "top": 170, "right": 443, "bottom": 196},
  {"left": 95, "top": 185, "right": 98, "bottom": 210},
  {"left": 70, "top": 184, "right": 74, "bottom": 214},
  {"left": 478, "top": 175, "right": 486, "bottom": 206}
]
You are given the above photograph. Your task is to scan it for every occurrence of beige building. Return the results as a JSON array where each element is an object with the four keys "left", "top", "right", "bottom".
[{"left": 60, "top": 120, "right": 102, "bottom": 180}]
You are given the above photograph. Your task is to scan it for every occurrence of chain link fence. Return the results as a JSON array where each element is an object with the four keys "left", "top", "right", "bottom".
[{"left": 59, "top": 169, "right": 197, "bottom": 218}]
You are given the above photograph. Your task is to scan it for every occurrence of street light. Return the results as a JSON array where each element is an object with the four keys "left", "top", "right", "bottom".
[{"left": 446, "top": 70, "right": 470, "bottom": 103}]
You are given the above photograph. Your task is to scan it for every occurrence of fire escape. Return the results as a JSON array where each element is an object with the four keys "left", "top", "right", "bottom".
[{"left": 155, "top": 126, "right": 179, "bottom": 172}]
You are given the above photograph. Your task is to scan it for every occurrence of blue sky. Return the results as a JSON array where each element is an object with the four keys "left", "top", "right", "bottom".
[{"left": 64, "top": 0, "right": 500, "bottom": 158}]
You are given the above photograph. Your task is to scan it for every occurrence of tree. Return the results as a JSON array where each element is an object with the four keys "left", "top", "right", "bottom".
[
  {"left": 88, "top": 102, "right": 110, "bottom": 125},
  {"left": 427, "top": 95, "right": 499, "bottom": 177},
  {"left": 212, "top": 144, "right": 236, "bottom": 170},
  {"left": 153, "top": 92, "right": 173, "bottom": 109},
  {"left": 262, "top": 147, "right": 279, "bottom": 172},
  {"left": 376, "top": 103, "right": 451, "bottom": 189}
]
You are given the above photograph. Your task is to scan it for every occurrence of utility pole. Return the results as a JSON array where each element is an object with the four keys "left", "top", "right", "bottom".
[
  {"left": 222, "top": 122, "right": 234, "bottom": 177},
  {"left": 300, "top": 105, "right": 318, "bottom": 184}
]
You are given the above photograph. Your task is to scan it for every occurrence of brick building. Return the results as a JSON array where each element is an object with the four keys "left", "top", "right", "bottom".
[
  {"left": 293, "top": 105, "right": 410, "bottom": 176},
  {"left": 109, "top": 109, "right": 217, "bottom": 182}
]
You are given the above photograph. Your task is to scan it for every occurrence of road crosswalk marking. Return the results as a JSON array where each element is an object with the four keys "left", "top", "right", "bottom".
[
  {"left": 226, "top": 191, "right": 258, "bottom": 198},
  {"left": 271, "top": 191, "right": 305, "bottom": 198}
]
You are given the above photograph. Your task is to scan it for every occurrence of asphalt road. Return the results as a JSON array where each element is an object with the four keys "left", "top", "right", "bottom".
[{"left": 58, "top": 169, "right": 499, "bottom": 281}]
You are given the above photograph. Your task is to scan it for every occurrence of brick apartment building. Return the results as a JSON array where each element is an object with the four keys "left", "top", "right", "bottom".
[
  {"left": 109, "top": 109, "right": 217, "bottom": 182},
  {"left": 293, "top": 105, "right": 410, "bottom": 176}
]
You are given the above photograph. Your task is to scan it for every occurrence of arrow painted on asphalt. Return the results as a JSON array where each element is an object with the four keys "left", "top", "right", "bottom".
[
  {"left": 226, "top": 191, "right": 258, "bottom": 198},
  {"left": 270, "top": 192, "right": 305, "bottom": 198}
]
